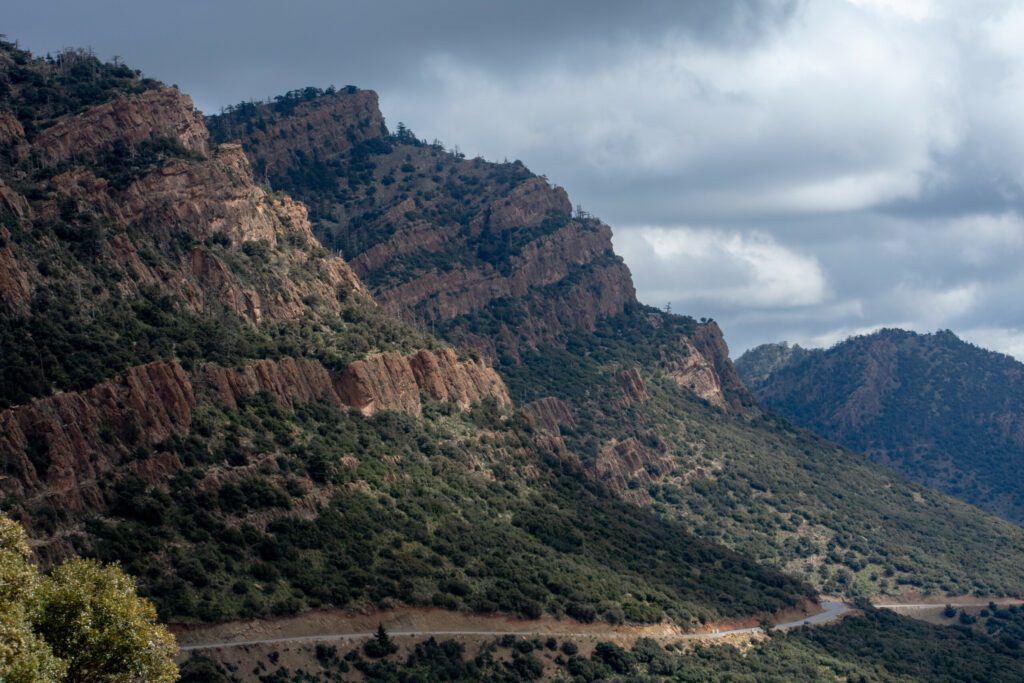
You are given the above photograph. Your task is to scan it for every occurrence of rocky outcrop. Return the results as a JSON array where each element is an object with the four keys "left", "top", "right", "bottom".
[
  {"left": 207, "top": 89, "right": 385, "bottom": 180},
  {"left": 665, "top": 338, "right": 728, "bottom": 410},
  {"left": 521, "top": 397, "right": 576, "bottom": 433},
  {"left": 614, "top": 368, "right": 649, "bottom": 407},
  {"left": 1, "top": 349, "right": 511, "bottom": 529},
  {"left": 118, "top": 143, "right": 292, "bottom": 245},
  {"left": 336, "top": 352, "right": 423, "bottom": 416},
  {"left": 691, "top": 322, "right": 748, "bottom": 404},
  {"left": 591, "top": 438, "right": 675, "bottom": 506},
  {"left": 202, "top": 358, "right": 344, "bottom": 410},
  {"left": 408, "top": 349, "right": 511, "bottom": 410},
  {"left": 0, "top": 111, "right": 26, "bottom": 151},
  {"left": 0, "top": 361, "right": 194, "bottom": 513},
  {"left": 485, "top": 178, "right": 572, "bottom": 233},
  {"left": 0, "top": 227, "right": 30, "bottom": 313},
  {"left": 31, "top": 135, "right": 366, "bottom": 324},
  {"left": 338, "top": 349, "right": 511, "bottom": 417},
  {"left": 30, "top": 88, "right": 208, "bottom": 166},
  {"left": 662, "top": 322, "right": 748, "bottom": 411},
  {"left": 369, "top": 209, "right": 632, "bottom": 327}
]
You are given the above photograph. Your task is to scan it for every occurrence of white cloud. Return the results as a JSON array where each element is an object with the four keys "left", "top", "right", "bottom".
[
  {"left": 390, "top": 0, "right": 960, "bottom": 218},
  {"left": 846, "top": 0, "right": 936, "bottom": 21},
  {"left": 893, "top": 281, "right": 982, "bottom": 323},
  {"left": 960, "top": 327, "right": 1024, "bottom": 361},
  {"left": 614, "top": 226, "right": 828, "bottom": 308}
]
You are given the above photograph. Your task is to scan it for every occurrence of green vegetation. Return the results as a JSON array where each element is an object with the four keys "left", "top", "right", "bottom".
[
  {"left": 738, "top": 330, "right": 1024, "bottom": 524},
  {"left": 79, "top": 391, "right": 807, "bottom": 625},
  {"left": 0, "top": 514, "right": 177, "bottom": 683},
  {"left": 179, "top": 609, "right": 1024, "bottom": 682},
  {"left": 493, "top": 310, "right": 1024, "bottom": 597},
  {"left": 0, "top": 39, "right": 160, "bottom": 138}
]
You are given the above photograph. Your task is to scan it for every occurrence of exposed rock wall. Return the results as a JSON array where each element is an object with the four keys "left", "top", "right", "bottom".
[
  {"left": 208, "top": 89, "right": 385, "bottom": 180},
  {"left": 1, "top": 349, "right": 511, "bottom": 527},
  {"left": 520, "top": 397, "right": 576, "bottom": 433},
  {"left": 338, "top": 349, "right": 511, "bottom": 417},
  {"left": 663, "top": 322, "right": 749, "bottom": 411},
  {"left": 29, "top": 88, "right": 208, "bottom": 166},
  {"left": 591, "top": 438, "right": 675, "bottom": 506},
  {"left": 0, "top": 361, "right": 195, "bottom": 513},
  {"left": 202, "top": 358, "right": 344, "bottom": 410},
  {"left": 614, "top": 367, "right": 649, "bottom": 407}
]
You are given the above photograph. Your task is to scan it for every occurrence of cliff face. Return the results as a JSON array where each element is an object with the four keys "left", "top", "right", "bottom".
[
  {"left": 0, "top": 361, "right": 195, "bottom": 516},
  {"left": 205, "top": 89, "right": 385, "bottom": 180},
  {"left": 207, "top": 94, "right": 638, "bottom": 355},
  {"left": 3, "top": 87, "right": 367, "bottom": 329},
  {"left": 1, "top": 349, "right": 511, "bottom": 533},
  {"left": 337, "top": 348, "right": 511, "bottom": 417},
  {"left": 663, "top": 322, "right": 748, "bottom": 411},
  {"left": 28, "top": 88, "right": 209, "bottom": 166}
]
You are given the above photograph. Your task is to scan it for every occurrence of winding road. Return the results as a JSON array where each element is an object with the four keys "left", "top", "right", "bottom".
[{"left": 178, "top": 601, "right": 852, "bottom": 652}]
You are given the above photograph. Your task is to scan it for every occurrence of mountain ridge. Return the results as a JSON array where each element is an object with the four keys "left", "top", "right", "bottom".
[{"left": 737, "top": 328, "right": 1024, "bottom": 525}]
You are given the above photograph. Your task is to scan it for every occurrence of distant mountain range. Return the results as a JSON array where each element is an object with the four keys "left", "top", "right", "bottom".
[{"left": 737, "top": 329, "right": 1024, "bottom": 525}]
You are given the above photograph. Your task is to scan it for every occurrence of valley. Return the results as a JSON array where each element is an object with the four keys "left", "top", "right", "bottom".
[{"left": 2, "top": 34, "right": 1024, "bottom": 682}]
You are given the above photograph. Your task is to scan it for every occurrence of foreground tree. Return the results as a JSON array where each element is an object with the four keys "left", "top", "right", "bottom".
[
  {"left": 0, "top": 515, "right": 66, "bottom": 683},
  {"left": 0, "top": 514, "right": 177, "bottom": 683}
]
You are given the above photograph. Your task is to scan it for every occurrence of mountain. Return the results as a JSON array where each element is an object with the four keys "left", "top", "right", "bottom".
[
  {"left": 6, "top": 37, "right": 1024, "bottom": 681},
  {"left": 0, "top": 38, "right": 814, "bottom": 629},
  {"left": 737, "top": 329, "right": 1024, "bottom": 525},
  {"left": 209, "top": 89, "right": 1024, "bottom": 600}
]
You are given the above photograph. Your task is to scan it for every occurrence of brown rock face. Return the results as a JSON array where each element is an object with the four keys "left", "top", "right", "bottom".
[
  {"left": 208, "top": 89, "right": 385, "bottom": 180},
  {"left": 0, "top": 226, "right": 30, "bottom": 312},
  {"left": 0, "top": 111, "right": 26, "bottom": 150},
  {"left": 30, "top": 129, "right": 365, "bottom": 325},
  {"left": 662, "top": 322, "right": 749, "bottom": 411},
  {"left": 1, "top": 350, "right": 510, "bottom": 531},
  {"left": 665, "top": 338, "right": 728, "bottom": 410},
  {"left": 408, "top": 348, "right": 512, "bottom": 411},
  {"left": 0, "top": 361, "right": 195, "bottom": 514},
  {"left": 336, "top": 352, "right": 423, "bottom": 416},
  {"left": 520, "top": 397, "right": 576, "bottom": 433},
  {"left": 30, "top": 88, "right": 208, "bottom": 166},
  {"left": 202, "top": 358, "right": 344, "bottom": 410},
  {"left": 337, "top": 349, "right": 511, "bottom": 417},
  {"left": 591, "top": 438, "right": 675, "bottom": 506},
  {"left": 614, "top": 368, "right": 649, "bottom": 406}
]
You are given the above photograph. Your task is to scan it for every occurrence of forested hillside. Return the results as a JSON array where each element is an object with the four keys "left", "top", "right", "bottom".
[
  {"left": 738, "top": 329, "right": 1024, "bottom": 525},
  {"left": 211, "top": 88, "right": 1024, "bottom": 599},
  {"left": 5, "top": 37, "right": 1024, "bottom": 682}
]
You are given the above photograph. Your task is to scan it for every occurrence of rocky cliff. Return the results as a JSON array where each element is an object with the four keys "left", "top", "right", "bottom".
[
  {"left": 0, "top": 361, "right": 195, "bottom": 518},
  {"left": 663, "top": 322, "right": 747, "bottom": 411},
  {"left": 1, "top": 348, "right": 511, "bottom": 535},
  {"left": 27, "top": 88, "right": 208, "bottom": 166},
  {"left": 338, "top": 348, "right": 511, "bottom": 417},
  {"left": 205, "top": 88, "right": 385, "bottom": 181},
  {"left": 207, "top": 93, "right": 638, "bottom": 355}
]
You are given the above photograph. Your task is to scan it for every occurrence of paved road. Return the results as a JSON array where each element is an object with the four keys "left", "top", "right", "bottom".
[{"left": 179, "top": 601, "right": 852, "bottom": 652}]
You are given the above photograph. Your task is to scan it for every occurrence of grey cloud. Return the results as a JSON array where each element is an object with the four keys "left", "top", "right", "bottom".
[{"left": 6, "top": 0, "right": 1024, "bottom": 359}]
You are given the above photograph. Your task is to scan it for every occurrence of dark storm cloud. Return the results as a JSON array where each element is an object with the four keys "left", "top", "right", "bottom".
[
  {"left": 3, "top": 0, "right": 796, "bottom": 113},
  {"left": 5, "top": 0, "right": 1024, "bottom": 359}
]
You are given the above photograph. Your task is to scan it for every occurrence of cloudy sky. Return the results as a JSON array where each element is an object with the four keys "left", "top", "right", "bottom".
[{"left": 6, "top": 0, "right": 1024, "bottom": 358}]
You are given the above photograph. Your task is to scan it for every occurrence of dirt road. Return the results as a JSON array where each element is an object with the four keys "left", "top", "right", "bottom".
[{"left": 177, "top": 601, "right": 851, "bottom": 652}]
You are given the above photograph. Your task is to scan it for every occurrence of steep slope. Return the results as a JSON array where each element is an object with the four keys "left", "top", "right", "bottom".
[
  {"left": 737, "top": 329, "right": 1024, "bottom": 525},
  {"left": 0, "top": 40, "right": 810, "bottom": 628},
  {"left": 210, "top": 87, "right": 1024, "bottom": 598},
  {"left": 207, "top": 91, "right": 639, "bottom": 361}
]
